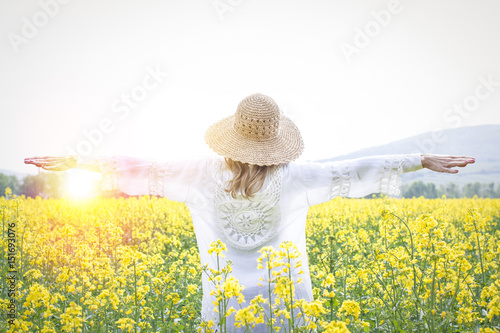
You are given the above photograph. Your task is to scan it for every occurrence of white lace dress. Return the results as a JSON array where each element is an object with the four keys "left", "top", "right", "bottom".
[{"left": 96, "top": 154, "right": 422, "bottom": 331}]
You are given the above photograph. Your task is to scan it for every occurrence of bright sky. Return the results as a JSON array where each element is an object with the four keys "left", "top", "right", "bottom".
[{"left": 2, "top": 0, "right": 500, "bottom": 176}]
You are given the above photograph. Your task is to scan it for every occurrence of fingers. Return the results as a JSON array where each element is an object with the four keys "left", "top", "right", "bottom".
[
  {"left": 447, "top": 160, "right": 469, "bottom": 168},
  {"left": 442, "top": 156, "right": 475, "bottom": 173},
  {"left": 25, "top": 156, "right": 75, "bottom": 167},
  {"left": 460, "top": 156, "right": 475, "bottom": 163},
  {"left": 459, "top": 157, "right": 475, "bottom": 166},
  {"left": 29, "top": 156, "right": 62, "bottom": 163},
  {"left": 25, "top": 155, "right": 78, "bottom": 171},
  {"left": 25, "top": 157, "right": 48, "bottom": 165},
  {"left": 423, "top": 154, "right": 475, "bottom": 174},
  {"left": 24, "top": 157, "right": 40, "bottom": 164},
  {"left": 456, "top": 161, "right": 470, "bottom": 167},
  {"left": 440, "top": 164, "right": 458, "bottom": 173}
]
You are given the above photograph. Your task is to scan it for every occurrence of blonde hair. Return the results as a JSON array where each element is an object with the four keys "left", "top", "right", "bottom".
[{"left": 224, "top": 158, "right": 279, "bottom": 199}]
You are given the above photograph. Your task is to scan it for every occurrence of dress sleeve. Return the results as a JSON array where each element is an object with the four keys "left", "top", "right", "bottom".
[
  {"left": 302, "top": 154, "right": 423, "bottom": 206},
  {"left": 95, "top": 155, "right": 208, "bottom": 203}
]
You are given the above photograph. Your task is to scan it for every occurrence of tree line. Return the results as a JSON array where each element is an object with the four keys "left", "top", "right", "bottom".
[
  {"left": 401, "top": 181, "right": 500, "bottom": 199},
  {"left": 0, "top": 172, "right": 69, "bottom": 198},
  {"left": 1, "top": 172, "right": 499, "bottom": 199}
]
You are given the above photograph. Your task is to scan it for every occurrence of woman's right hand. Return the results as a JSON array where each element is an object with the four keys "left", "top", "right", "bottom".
[
  {"left": 24, "top": 155, "right": 78, "bottom": 171},
  {"left": 420, "top": 154, "right": 475, "bottom": 173}
]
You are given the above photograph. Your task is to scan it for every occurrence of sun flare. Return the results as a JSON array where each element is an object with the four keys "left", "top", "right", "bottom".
[{"left": 65, "top": 170, "right": 99, "bottom": 199}]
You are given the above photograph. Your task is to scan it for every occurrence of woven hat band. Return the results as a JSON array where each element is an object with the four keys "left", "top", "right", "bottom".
[{"left": 233, "top": 114, "right": 280, "bottom": 139}]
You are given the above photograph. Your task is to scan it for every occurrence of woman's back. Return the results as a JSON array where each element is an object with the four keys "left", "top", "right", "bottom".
[{"left": 183, "top": 156, "right": 313, "bottom": 329}]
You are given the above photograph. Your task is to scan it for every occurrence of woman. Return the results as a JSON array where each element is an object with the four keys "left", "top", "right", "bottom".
[{"left": 25, "top": 93, "right": 474, "bottom": 331}]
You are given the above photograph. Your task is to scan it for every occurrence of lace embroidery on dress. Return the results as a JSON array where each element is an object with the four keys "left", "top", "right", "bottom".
[
  {"left": 212, "top": 159, "right": 284, "bottom": 250},
  {"left": 148, "top": 161, "right": 167, "bottom": 197},
  {"left": 96, "top": 156, "right": 166, "bottom": 196},
  {"left": 97, "top": 157, "right": 119, "bottom": 192},
  {"left": 380, "top": 155, "right": 404, "bottom": 196},
  {"left": 329, "top": 163, "right": 350, "bottom": 200}
]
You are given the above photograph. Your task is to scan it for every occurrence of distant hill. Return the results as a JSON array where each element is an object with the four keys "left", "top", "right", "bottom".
[{"left": 317, "top": 124, "right": 500, "bottom": 186}]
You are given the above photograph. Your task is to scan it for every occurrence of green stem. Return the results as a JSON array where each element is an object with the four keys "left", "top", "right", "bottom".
[
  {"left": 2, "top": 206, "right": 5, "bottom": 239},
  {"left": 390, "top": 213, "right": 420, "bottom": 318},
  {"left": 471, "top": 213, "right": 485, "bottom": 287},
  {"left": 160, "top": 282, "right": 164, "bottom": 324},
  {"left": 329, "top": 235, "right": 334, "bottom": 322},
  {"left": 216, "top": 253, "right": 221, "bottom": 332},
  {"left": 133, "top": 258, "right": 138, "bottom": 333},
  {"left": 267, "top": 254, "right": 274, "bottom": 333},
  {"left": 287, "top": 250, "right": 294, "bottom": 330}
]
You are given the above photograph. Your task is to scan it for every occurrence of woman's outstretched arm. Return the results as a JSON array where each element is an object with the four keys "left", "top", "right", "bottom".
[
  {"left": 25, "top": 154, "right": 210, "bottom": 201},
  {"left": 302, "top": 153, "right": 476, "bottom": 206}
]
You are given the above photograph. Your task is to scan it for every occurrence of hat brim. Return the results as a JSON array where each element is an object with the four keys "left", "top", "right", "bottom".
[{"left": 205, "top": 114, "right": 304, "bottom": 166}]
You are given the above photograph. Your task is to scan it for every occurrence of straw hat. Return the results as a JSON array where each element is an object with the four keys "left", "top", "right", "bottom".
[{"left": 205, "top": 93, "right": 304, "bottom": 166}]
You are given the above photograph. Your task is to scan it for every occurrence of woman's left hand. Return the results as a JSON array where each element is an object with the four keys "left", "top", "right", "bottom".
[
  {"left": 24, "top": 155, "right": 78, "bottom": 171},
  {"left": 421, "top": 154, "right": 475, "bottom": 173}
]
